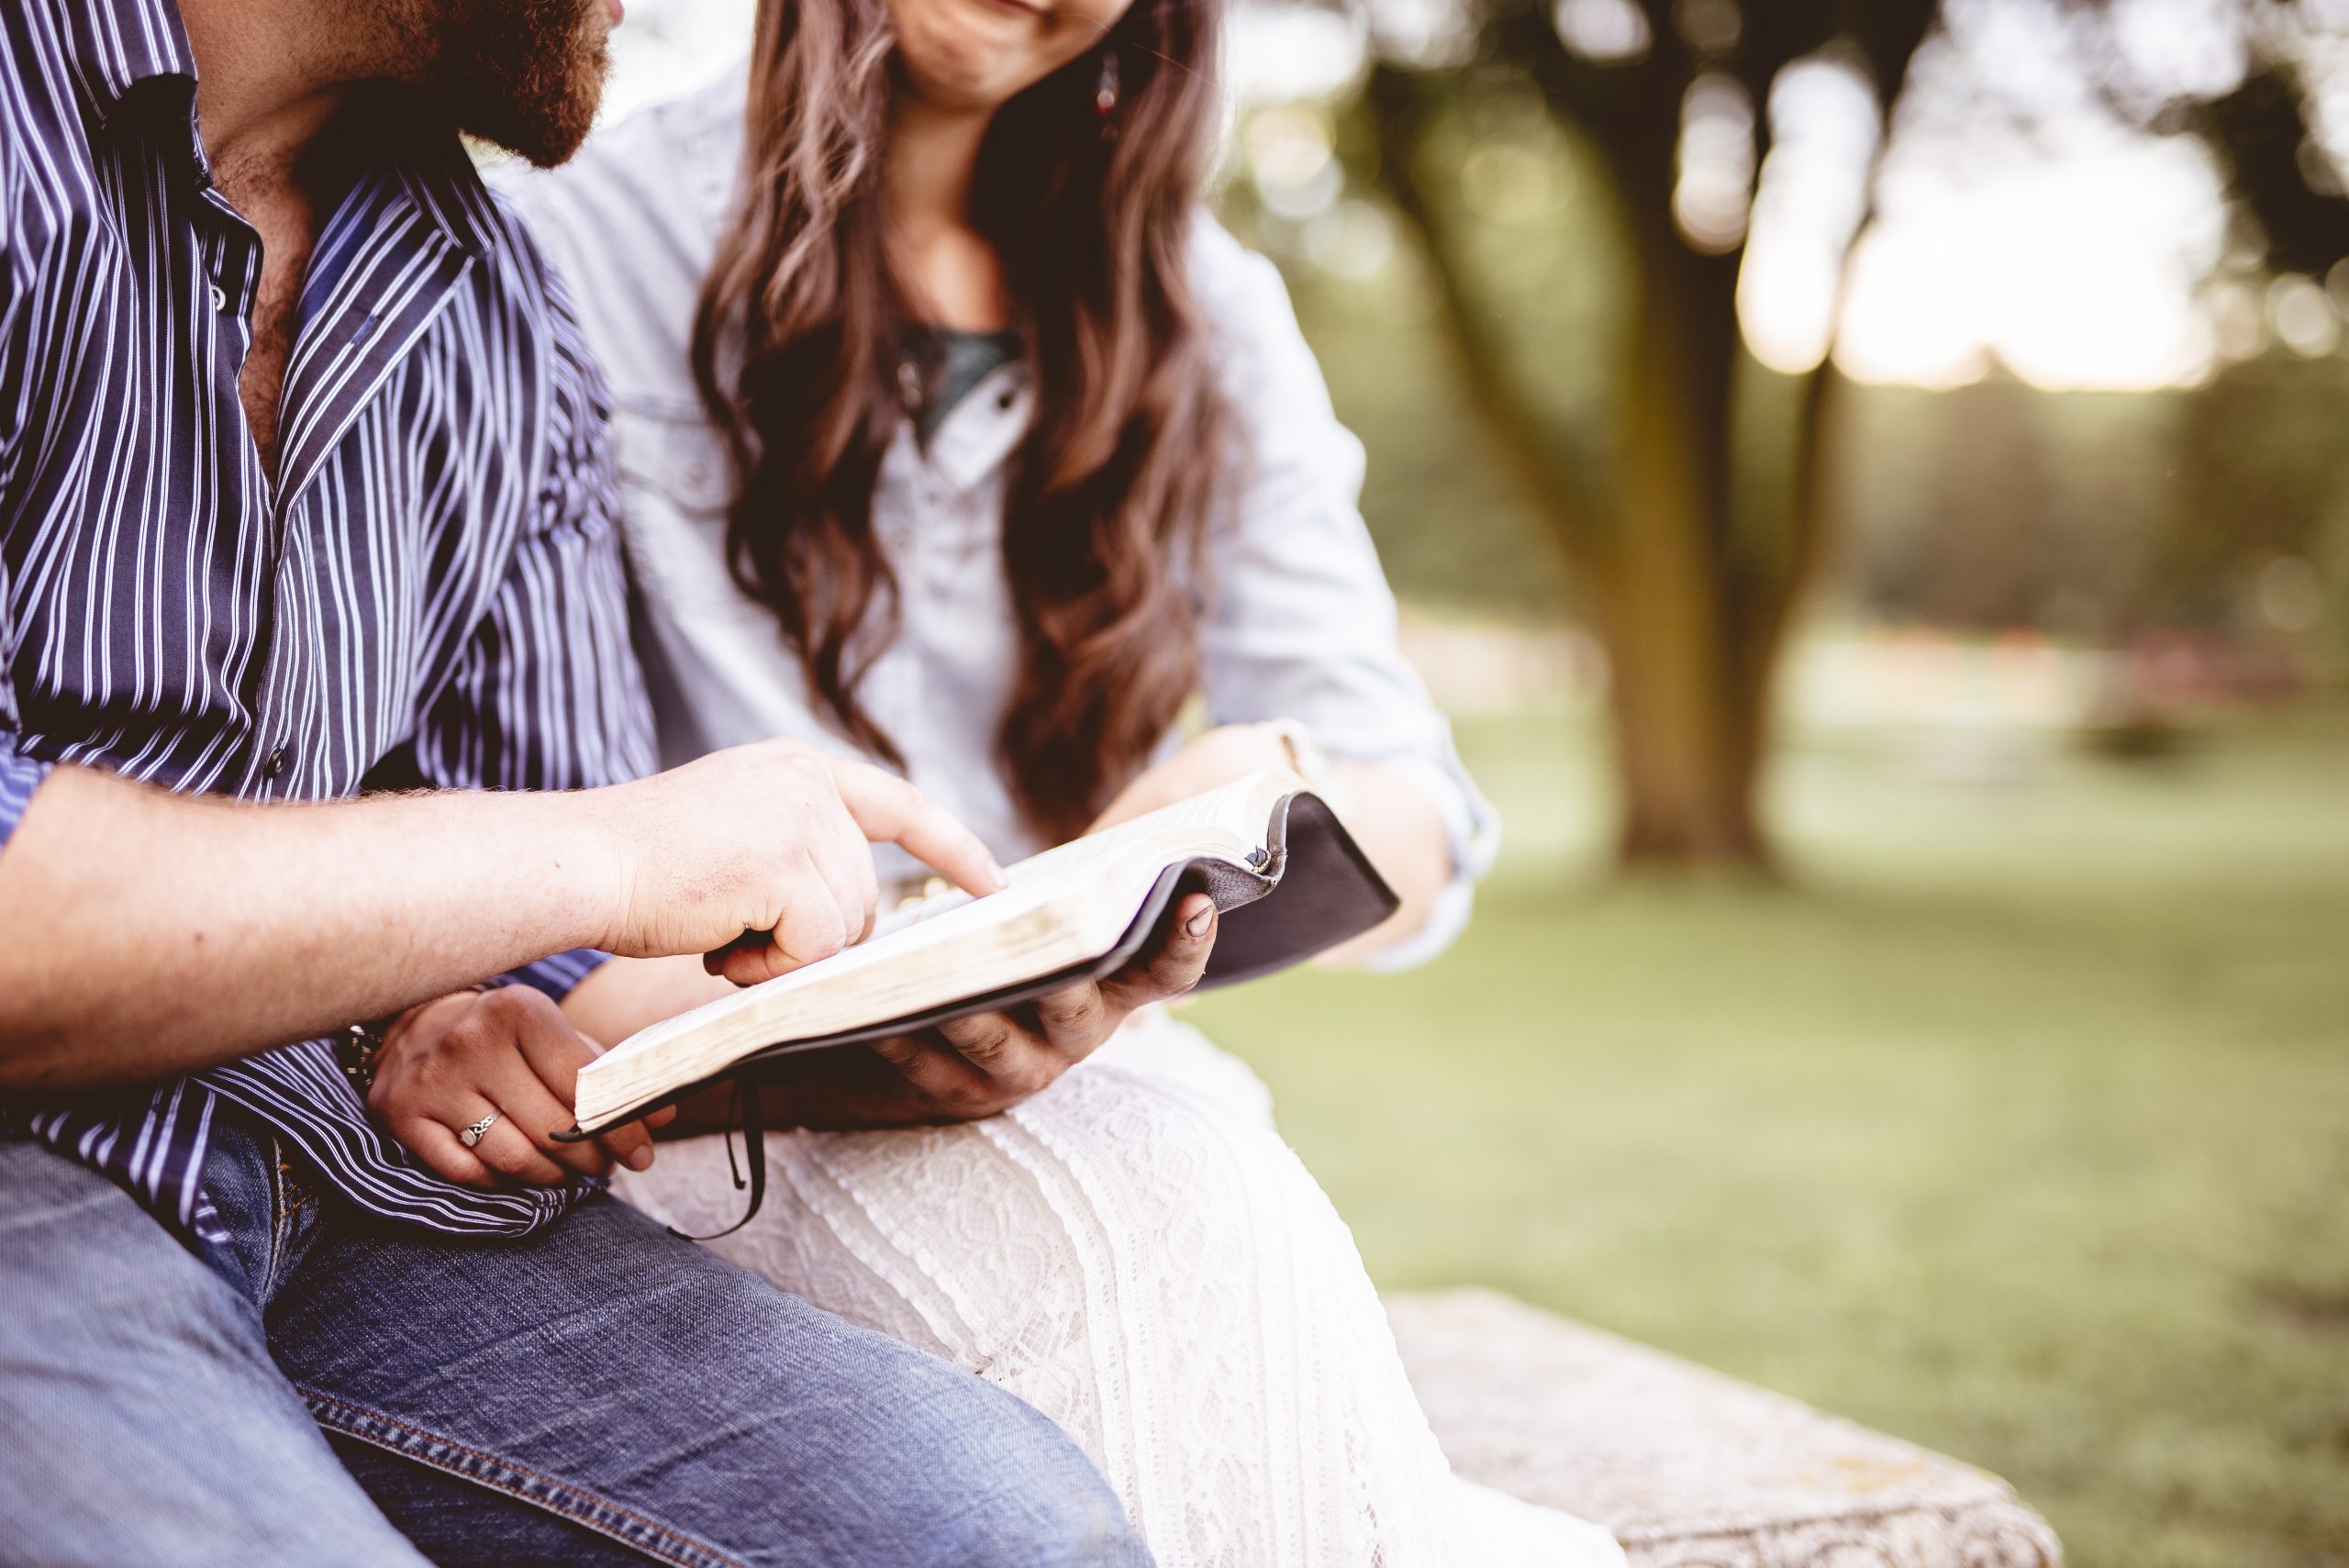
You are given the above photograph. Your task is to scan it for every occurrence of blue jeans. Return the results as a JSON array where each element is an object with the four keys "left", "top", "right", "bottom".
[{"left": 0, "top": 1115, "right": 1148, "bottom": 1567}]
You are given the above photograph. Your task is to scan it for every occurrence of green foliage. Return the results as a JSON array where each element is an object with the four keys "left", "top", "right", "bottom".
[
  {"left": 1216, "top": 0, "right": 2349, "bottom": 655},
  {"left": 2182, "top": 54, "right": 2349, "bottom": 281},
  {"left": 1190, "top": 707, "right": 2349, "bottom": 1568},
  {"left": 1267, "top": 237, "right": 1577, "bottom": 622},
  {"left": 1833, "top": 361, "right": 2349, "bottom": 646},
  {"left": 1386, "top": 86, "right": 1625, "bottom": 509},
  {"left": 1240, "top": 203, "right": 2349, "bottom": 660}
]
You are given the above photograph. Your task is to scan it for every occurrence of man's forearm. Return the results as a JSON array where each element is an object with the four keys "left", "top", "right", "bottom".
[{"left": 0, "top": 765, "right": 622, "bottom": 1092}]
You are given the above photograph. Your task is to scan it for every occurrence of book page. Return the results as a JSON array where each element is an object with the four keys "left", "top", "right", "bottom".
[{"left": 870, "top": 770, "right": 1286, "bottom": 941}]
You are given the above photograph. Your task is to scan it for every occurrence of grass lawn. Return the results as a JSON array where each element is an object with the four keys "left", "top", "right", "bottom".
[{"left": 1186, "top": 705, "right": 2349, "bottom": 1568}]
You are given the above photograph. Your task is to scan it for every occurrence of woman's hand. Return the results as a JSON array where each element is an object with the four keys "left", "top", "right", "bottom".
[
  {"left": 1091, "top": 721, "right": 1454, "bottom": 970},
  {"left": 854, "top": 894, "right": 1219, "bottom": 1121},
  {"left": 662, "top": 893, "right": 1221, "bottom": 1137},
  {"left": 1087, "top": 725, "right": 1298, "bottom": 833},
  {"left": 370, "top": 984, "right": 675, "bottom": 1188}
]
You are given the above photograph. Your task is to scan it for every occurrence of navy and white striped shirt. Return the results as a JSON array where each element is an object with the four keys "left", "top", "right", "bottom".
[{"left": 1, "top": 0, "right": 654, "bottom": 1240}]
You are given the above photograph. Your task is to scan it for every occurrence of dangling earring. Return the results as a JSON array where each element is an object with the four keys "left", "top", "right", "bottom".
[{"left": 1095, "top": 47, "right": 1120, "bottom": 129}]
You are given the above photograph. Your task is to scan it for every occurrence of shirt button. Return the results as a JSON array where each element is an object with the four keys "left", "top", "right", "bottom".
[
  {"left": 209, "top": 283, "right": 228, "bottom": 312},
  {"left": 996, "top": 389, "right": 1016, "bottom": 411},
  {"left": 262, "top": 747, "right": 288, "bottom": 780}
]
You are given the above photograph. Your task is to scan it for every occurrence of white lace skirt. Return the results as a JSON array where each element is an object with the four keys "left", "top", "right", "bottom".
[{"left": 615, "top": 1012, "right": 1622, "bottom": 1568}]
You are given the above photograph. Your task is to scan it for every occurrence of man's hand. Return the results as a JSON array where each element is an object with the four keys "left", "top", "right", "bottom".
[
  {"left": 593, "top": 740, "right": 1005, "bottom": 987},
  {"left": 679, "top": 893, "right": 1220, "bottom": 1135},
  {"left": 0, "top": 744, "right": 1002, "bottom": 1094},
  {"left": 370, "top": 984, "right": 674, "bottom": 1188}
]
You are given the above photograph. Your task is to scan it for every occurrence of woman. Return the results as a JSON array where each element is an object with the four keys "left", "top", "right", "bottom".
[{"left": 495, "top": 0, "right": 1621, "bottom": 1561}]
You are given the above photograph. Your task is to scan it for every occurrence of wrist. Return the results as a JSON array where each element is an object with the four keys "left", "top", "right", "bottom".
[
  {"left": 519, "top": 781, "right": 640, "bottom": 957},
  {"left": 347, "top": 984, "right": 489, "bottom": 1095},
  {"left": 383, "top": 987, "right": 483, "bottom": 1051},
  {"left": 1260, "top": 719, "right": 1355, "bottom": 817}
]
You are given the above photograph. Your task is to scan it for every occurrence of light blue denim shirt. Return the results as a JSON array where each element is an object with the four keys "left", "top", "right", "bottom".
[{"left": 495, "top": 66, "right": 1498, "bottom": 966}]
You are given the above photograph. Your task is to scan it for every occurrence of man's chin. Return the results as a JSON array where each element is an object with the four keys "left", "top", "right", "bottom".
[
  {"left": 461, "top": 90, "right": 603, "bottom": 170},
  {"left": 439, "top": 6, "right": 611, "bottom": 170}
]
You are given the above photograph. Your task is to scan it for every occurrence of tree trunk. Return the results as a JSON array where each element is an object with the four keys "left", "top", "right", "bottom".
[
  {"left": 1594, "top": 194, "right": 1771, "bottom": 865},
  {"left": 1369, "top": 67, "right": 1824, "bottom": 869}
]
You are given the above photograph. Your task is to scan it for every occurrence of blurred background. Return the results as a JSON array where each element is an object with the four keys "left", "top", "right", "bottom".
[{"left": 603, "top": 4, "right": 2349, "bottom": 1564}]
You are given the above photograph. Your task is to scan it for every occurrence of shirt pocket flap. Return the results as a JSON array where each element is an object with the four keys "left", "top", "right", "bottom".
[{"left": 612, "top": 397, "right": 732, "bottom": 517}]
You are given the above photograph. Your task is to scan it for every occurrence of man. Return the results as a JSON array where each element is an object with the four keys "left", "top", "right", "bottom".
[{"left": 0, "top": 0, "right": 1209, "bottom": 1561}]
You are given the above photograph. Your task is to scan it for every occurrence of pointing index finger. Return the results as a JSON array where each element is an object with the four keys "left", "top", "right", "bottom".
[{"left": 829, "top": 763, "right": 1006, "bottom": 897}]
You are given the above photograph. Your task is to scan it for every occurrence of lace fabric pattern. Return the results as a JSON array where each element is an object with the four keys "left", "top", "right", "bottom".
[{"left": 616, "top": 1015, "right": 1622, "bottom": 1568}]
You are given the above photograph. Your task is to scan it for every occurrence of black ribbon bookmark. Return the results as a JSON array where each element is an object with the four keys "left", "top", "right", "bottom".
[{"left": 664, "top": 1077, "right": 769, "bottom": 1240}]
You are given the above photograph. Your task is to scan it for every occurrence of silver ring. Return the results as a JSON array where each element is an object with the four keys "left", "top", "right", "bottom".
[{"left": 459, "top": 1111, "right": 500, "bottom": 1149}]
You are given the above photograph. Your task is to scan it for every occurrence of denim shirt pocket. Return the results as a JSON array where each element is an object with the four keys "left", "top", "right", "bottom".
[
  {"left": 607, "top": 397, "right": 764, "bottom": 623},
  {"left": 611, "top": 395, "right": 731, "bottom": 516}
]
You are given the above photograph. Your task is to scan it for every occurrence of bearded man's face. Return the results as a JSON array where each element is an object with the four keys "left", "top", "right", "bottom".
[{"left": 413, "top": 0, "right": 615, "bottom": 168}]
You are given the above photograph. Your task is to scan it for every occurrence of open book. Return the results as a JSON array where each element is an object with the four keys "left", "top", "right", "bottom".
[{"left": 568, "top": 768, "right": 1399, "bottom": 1136}]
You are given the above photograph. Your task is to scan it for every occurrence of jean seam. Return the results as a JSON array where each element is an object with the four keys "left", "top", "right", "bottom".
[
  {"left": 262, "top": 1138, "right": 295, "bottom": 1303},
  {"left": 297, "top": 1386, "right": 749, "bottom": 1568}
]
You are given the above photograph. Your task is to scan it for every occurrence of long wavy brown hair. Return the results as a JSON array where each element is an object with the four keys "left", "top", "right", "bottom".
[{"left": 691, "top": 0, "right": 1231, "bottom": 840}]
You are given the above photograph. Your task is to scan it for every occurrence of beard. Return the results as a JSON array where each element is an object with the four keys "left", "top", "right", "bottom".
[{"left": 417, "top": 0, "right": 612, "bottom": 168}]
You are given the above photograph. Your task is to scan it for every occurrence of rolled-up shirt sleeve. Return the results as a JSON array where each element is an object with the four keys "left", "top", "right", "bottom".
[
  {"left": 410, "top": 266, "right": 657, "bottom": 1002},
  {"left": 1191, "top": 222, "right": 1500, "bottom": 970},
  {"left": 0, "top": 736, "right": 53, "bottom": 853}
]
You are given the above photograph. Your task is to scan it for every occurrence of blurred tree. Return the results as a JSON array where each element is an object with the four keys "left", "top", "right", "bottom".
[
  {"left": 1364, "top": 1, "right": 1935, "bottom": 866},
  {"left": 1831, "top": 365, "right": 2349, "bottom": 641},
  {"left": 1356, "top": 0, "right": 2349, "bottom": 867}
]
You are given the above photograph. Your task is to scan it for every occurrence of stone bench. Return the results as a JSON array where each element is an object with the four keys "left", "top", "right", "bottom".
[{"left": 1389, "top": 1290, "right": 2062, "bottom": 1567}]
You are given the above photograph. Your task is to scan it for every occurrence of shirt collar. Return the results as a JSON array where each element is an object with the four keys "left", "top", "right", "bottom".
[
  {"left": 923, "top": 361, "right": 1033, "bottom": 493},
  {"left": 61, "top": 0, "right": 197, "bottom": 124},
  {"left": 375, "top": 107, "right": 500, "bottom": 261},
  {"left": 60, "top": 0, "right": 493, "bottom": 262}
]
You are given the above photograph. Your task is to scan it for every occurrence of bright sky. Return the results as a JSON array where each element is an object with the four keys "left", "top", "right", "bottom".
[
  {"left": 602, "top": 0, "right": 2340, "bottom": 394},
  {"left": 1808, "top": 0, "right": 2243, "bottom": 391}
]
